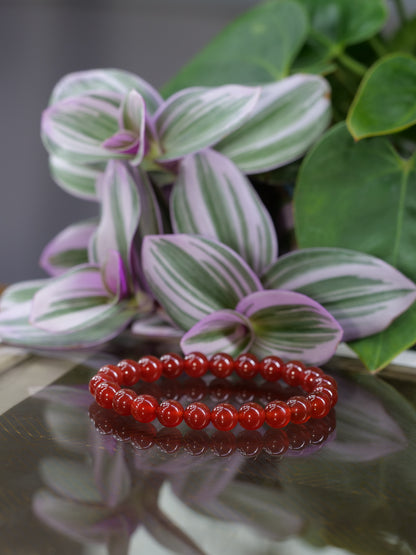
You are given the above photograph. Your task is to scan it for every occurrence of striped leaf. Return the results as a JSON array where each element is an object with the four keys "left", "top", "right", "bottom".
[
  {"left": 141, "top": 234, "right": 262, "bottom": 330},
  {"left": 262, "top": 248, "right": 416, "bottom": 341},
  {"left": 49, "top": 68, "right": 162, "bottom": 115},
  {"left": 171, "top": 149, "right": 277, "bottom": 274},
  {"left": 49, "top": 156, "right": 104, "bottom": 200},
  {"left": 215, "top": 75, "right": 331, "bottom": 173},
  {"left": 181, "top": 309, "right": 253, "bottom": 356},
  {"left": 89, "top": 161, "right": 140, "bottom": 291},
  {"left": 237, "top": 290, "right": 343, "bottom": 365},
  {"left": 42, "top": 93, "right": 127, "bottom": 164},
  {"left": 40, "top": 219, "right": 97, "bottom": 277},
  {"left": 154, "top": 85, "right": 260, "bottom": 161},
  {"left": 1, "top": 280, "right": 47, "bottom": 310}
]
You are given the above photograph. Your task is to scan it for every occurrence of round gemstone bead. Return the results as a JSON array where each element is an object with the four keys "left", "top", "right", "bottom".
[
  {"left": 155, "top": 428, "right": 183, "bottom": 453},
  {"left": 89, "top": 374, "right": 106, "bottom": 395},
  {"left": 306, "top": 393, "right": 332, "bottom": 418},
  {"left": 211, "top": 431, "right": 237, "bottom": 456},
  {"left": 313, "top": 375, "right": 338, "bottom": 390},
  {"left": 302, "top": 367, "right": 324, "bottom": 392},
  {"left": 263, "top": 429, "right": 289, "bottom": 456},
  {"left": 209, "top": 352, "right": 234, "bottom": 378},
  {"left": 98, "top": 364, "right": 123, "bottom": 384},
  {"left": 287, "top": 424, "right": 310, "bottom": 450},
  {"left": 117, "top": 359, "right": 141, "bottom": 386},
  {"left": 184, "top": 352, "right": 209, "bottom": 378},
  {"left": 156, "top": 400, "right": 184, "bottom": 427},
  {"left": 211, "top": 403, "right": 238, "bottom": 431},
  {"left": 238, "top": 402, "right": 265, "bottom": 430},
  {"left": 234, "top": 353, "right": 259, "bottom": 379},
  {"left": 130, "top": 424, "right": 156, "bottom": 450},
  {"left": 265, "top": 400, "right": 291, "bottom": 428},
  {"left": 287, "top": 396, "right": 311, "bottom": 424},
  {"left": 183, "top": 430, "right": 209, "bottom": 456},
  {"left": 138, "top": 355, "right": 163, "bottom": 382},
  {"left": 236, "top": 430, "right": 263, "bottom": 457},
  {"left": 284, "top": 361, "right": 305, "bottom": 387},
  {"left": 314, "top": 385, "right": 338, "bottom": 407},
  {"left": 95, "top": 381, "right": 120, "bottom": 409},
  {"left": 112, "top": 388, "right": 137, "bottom": 416},
  {"left": 184, "top": 402, "right": 211, "bottom": 430},
  {"left": 259, "top": 356, "right": 285, "bottom": 382},
  {"left": 160, "top": 353, "right": 183, "bottom": 379},
  {"left": 131, "top": 394, "right": 158, "bottom": 423}
]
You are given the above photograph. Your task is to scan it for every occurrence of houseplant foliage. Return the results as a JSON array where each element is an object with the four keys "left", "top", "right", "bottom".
[{"left": 0, "top": 0, "right": 416, "bottom": 372}]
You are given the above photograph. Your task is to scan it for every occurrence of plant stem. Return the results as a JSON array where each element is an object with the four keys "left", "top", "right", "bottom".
[
  {"left": 394, "top": 0, "right": 407, "bottom": 25},
  {"left": 369, "top": 36, "right": 388, "bottom": 57},
  {"left": 337, "top": 52, "right": 367, "bottom": 77}
]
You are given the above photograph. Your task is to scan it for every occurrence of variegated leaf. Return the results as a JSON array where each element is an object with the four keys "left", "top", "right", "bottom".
[
  {"left": 49, "top": 68, "right": 162, "bottom": 115},
  {"left": 171, "top": 149, "right": 277, "bottom": 274},
  {"left": 42, "top": 93, "right": 127, "bottom": 164},
  {"left": 262, "top": 248, "right": 416, "bottom": 341},
  {"left": 40, "top": 219, "right": 97, "bottom": 277},
  {"left": 89, "top": 161, "right": 140, "bottom": 290},
  {"left": 215, "top": 75, "right": 331, "bottom": 173},
  {"left": 181, "top": 309, "right": 253, "bottom": 356},
  {"left": 154, "top": 85, "right": 260, "bottom": 161},
  {"left": 0, "top": 280, "right": 47, "bottom": 310},
  {"left": 237, "top": 290, "right": 343, "bottom": 365},
  {"left": 49, "top": 155, "right": 104, "bottom": 200},
  {"left": 142, "top": 234, "right": 262, "bottom": 330}
]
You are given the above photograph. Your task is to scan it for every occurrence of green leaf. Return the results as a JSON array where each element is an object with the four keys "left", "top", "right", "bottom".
[
  {"left": 49, "top": 156, "right": 104, "bottom": 201},
  {"left": 347, "top": 54, "right": 416, "bottom": 139},
  {"left": 162, "top": 0, "right": 308, "bottom": 95}
]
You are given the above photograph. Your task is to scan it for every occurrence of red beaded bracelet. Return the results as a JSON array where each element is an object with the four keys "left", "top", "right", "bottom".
[{"left": 88, "top": 352, "right": 338, "bottom": 431}]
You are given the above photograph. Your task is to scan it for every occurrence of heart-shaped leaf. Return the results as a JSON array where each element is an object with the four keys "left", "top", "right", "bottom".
[
  {"left": 48, "top": 156, "right": 104, "bottom": 200},
  {"left": 263, "top": 248, "right": 416, "bottom": 340},
  {"left": 237, "top": 290, "right": 343, "bottom": 365},
  {"left": 141, "top": 234, "right": 262, "bottom": 330},
  {"left": 171, "top": 149, "right": 277, "bottom": 274},
  {"left": 162, "top": 0, "right": 308, "bottom": 95},
  {"left": 215, "top": 74, "right": 331, "bottom": 173},
  {"left": 50, "top": 68, "right": 163, "bottom": 115},
  {"left": 348, "top": 54, "right": 416, "bottom": 139},
  {"left": 153, "top": 85, "right": 259, "bottom": 161},
  {"left": 181, "top": 309, "right": 253, "bottom": 356}
]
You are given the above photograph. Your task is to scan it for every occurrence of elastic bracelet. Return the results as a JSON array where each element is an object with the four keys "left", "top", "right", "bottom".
[
  {"left": 89, "top": 403, "right": 336, "bottom": 458},
  {"left": 89, "top": 352, "right": 338, "bottom": 431}
]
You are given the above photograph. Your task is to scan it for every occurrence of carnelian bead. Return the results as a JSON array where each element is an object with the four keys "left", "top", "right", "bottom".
[
  {"left": 263, "top": 429, "right": 289, "bottom": 456},
  {"left": 156, "top": 400, "right": 184, "bottom": 427},
  {"left": 184, "top": 352, "right": 209, "bottom": 377},
  {"left": 183, "top": 430, "right": 209, "bottom": 456},
  {"left": 287, "top": 396, "right": 311, "bottom": 424},
  {"left": 284, "top": 361, "right": 305, "bottom": 387},
  {"left": 314, "top": 385, "right": 338, "bottom": 407},
  {"left": 211, "top": 431, "right": 237, "bottom": 456},
  {"left": 287, "top": 424, "right": 310, "bottom": 450},
  {"left": 302, "top": 367, "right": 324, "bottom": 392},
  {"left": 306, "top": 393, "right": 332, "bottom": 418},
  {"left": 314, "top": 375, "right": 338, "bottom": 390},
  {"left": 130, "top": 424, "right": 156, "bottom": 450},
  {"left": 238, "top": 402, "right": 265, "bottom": 430},
  {"left": 209, "top": 352, "right": 234, "bottom": 378},
  {"left": 117, "top": 359, "right": 141, "bottom": 386},
  {"left": 211, "top": 403, "right": 238, "bottom": 431},
  {"left": 89, "top": 375, "right": 106, "bottom": 395},
  {"left": 98, "top": 364, "right": 123, "bottom": 384},
  {"left": 155, "top": 428, "right": 183, "bottom": 453},
  {"left": 95, "top": 382, "right": 120, "bottom": 409},
  {"left": 138, "top": 355, "right": 163, "bottom": 382},
  {"left": 131, "top": 394, "right": 158, "bottom": 423},
  {"left": 235, "top": 353, "right": 259, "bottom": 379},
  {"left": 259, "top": 356, "right": 285, "bottom": 382},
  {"left": 160, "top": 353, "right": 183, "bottom": 379},
  {"left": 112, "top": 388, "right": 137, "bottom": 416},
  {"left": 265, "top": 400, "right": 291, "bottom": 428},
  {"left": 236, "top": 430, "right": 263, "bottom": 457},
  {"left": 184, "top": 402, "right": 211, "bottom": 430}
]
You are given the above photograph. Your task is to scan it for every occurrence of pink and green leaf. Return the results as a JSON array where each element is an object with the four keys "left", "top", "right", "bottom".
[
  {"left": 171, "top": 149, "right": 277, "bottom": 274},
  {"left": 48, "top": 155, "right": 104, "bottom": 200}
]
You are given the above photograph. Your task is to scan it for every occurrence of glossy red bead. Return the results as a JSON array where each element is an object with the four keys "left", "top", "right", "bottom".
[
  {"left": 117, "top": 359, "right": 141, "bottom": 386},
  {"left": 89, "top": 374, "right": 106, "bottom": 395},
  {"left": 211, "top": 403, "right": 238, "bottom": 431},
  {"left": 138, "top": 355, "right": 163, "bottom": 382},
  {"left": 209, "top": 352, "right": 234, "bottom": 378},
  {"left": 234, "top": 353, "right": 259, "bottom": 379},
  {"left": 306, "top": 393, "right": 332, "bottom": 418},
  {"left": 259, "top": 356, "right": 285, "bottom": 382},
  {"left": 183, "top": 430, "right": 209, "bottom": 456},
  {"left": 131, "top": 394, "right": 158, "bottom": 423},
  {"left": 183, "top": 402, "right": 211, "bottom": 430},
  {"left": 238, "top": 402, "right": 265, "bottom": 430},
  {"left": 98, "top": 364, "right": 123, "bottom": 384},
  {"left": 211, "top": 431, "right": 237, "bottom": 456},
  {"left": 314, "top": 375, "right": 338, "bottom": 390},
  {"left": 236, "top": 430, "right": 263, "bottom": 457},
  {"left": 287, "top": 424, "right": 310, "bottom": 450},
  {"left": 287, "top": 396, "right": 311, "bottom": 424},
  {"left": 112, "top": 388, "right": 137, "bottom": 416},
  {"left": 156, "top": 400, "right": 184, "bottom": 427},
  {"left": 265, "top": 400, "right": 291, "bottom": 428},
  {"left": 314, "top": 385, "right": 338, "bottom": 407},
  {"left": 160, "top": 353, "right": 183, "bottom": 379},
  {"left": 184, "top": 352, "right": 209, "bottom": 377},
  {"left": 155, "top": 428, "right": 183, "bottom": 453},
  {"left": 284, "top": 360, "right": 305, "bottom": 387},
  {"left": 130, "top": 424, "right": 157, "bottom": 450},
  {"left": 263, "top": 429, "right": 289, "bottom": 455},
  {"left": 302, "top": 367, "right": 324, "bottom": 392},
  {"left": 95, "top": 381, "right": 121, "bottom": 409}
]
